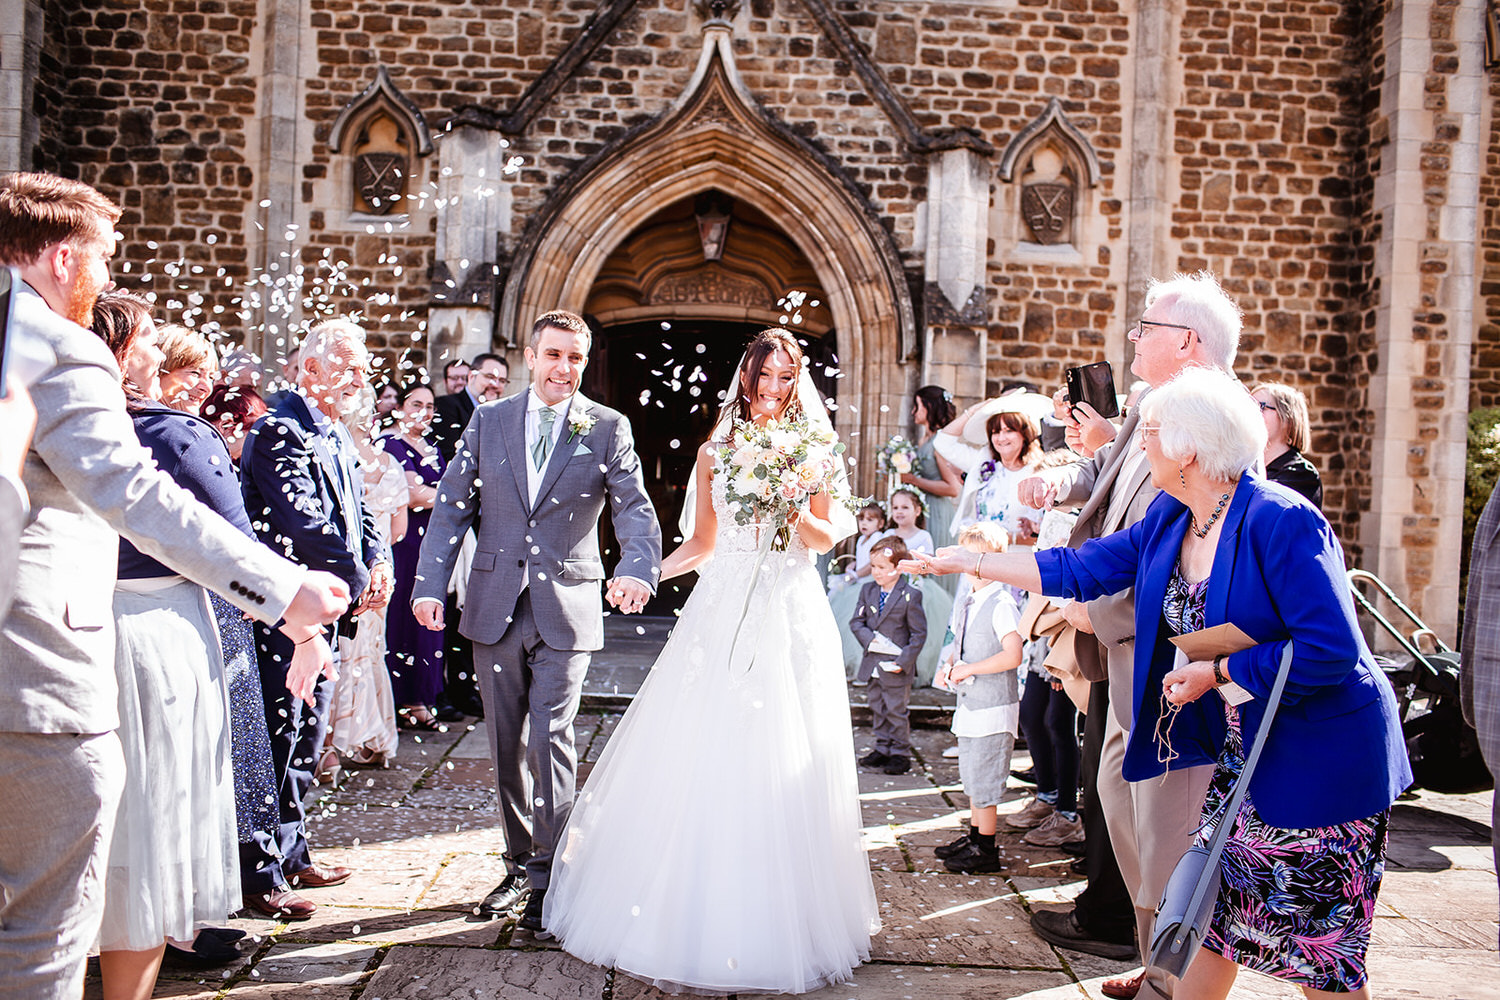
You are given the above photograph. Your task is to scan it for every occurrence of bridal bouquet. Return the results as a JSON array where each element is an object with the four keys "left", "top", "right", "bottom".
[
  {"left": 877, "top": 434, "right": 917, "bottom": 476},
  {"left": 717, "top": 417, "right": 849, "bottom": 550}
]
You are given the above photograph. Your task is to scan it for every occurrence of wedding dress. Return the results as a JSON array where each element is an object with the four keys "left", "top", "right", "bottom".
[{"left": 544, "top": 470, "right": 880, "bottom": 995}]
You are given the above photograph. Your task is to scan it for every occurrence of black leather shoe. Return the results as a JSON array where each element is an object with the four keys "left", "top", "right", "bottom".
[
  {"left": 518, "top": 887, "right": 550, "bottom": 938},
  {"left": 162, "top": 935, "right": 241, "bottom": 969},
  {"left": 882, "top": 755, "right": 911, "bottom": 775},
  {"left": 434, "top": 702, "right": 466, "bottom": 723},
  {"left": 858, "top": 750, "right": 890, "bottom": 768},
  {"left": 1011, "top": 766, "right": 1038, "bottom": 785},
  {"left": 1030, "top": 908, "right": 1138, "bottom": 960},
  {"left": 934, "top": 828, "right": 977, "bottom": 860},
  {"left": 943, "top": 839, "right": 1002, "bottom": 874},
  {"left": 478, "top": 873, "right": 530, "bottom": 919}
]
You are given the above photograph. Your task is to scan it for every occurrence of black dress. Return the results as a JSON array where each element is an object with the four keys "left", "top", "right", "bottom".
[{"left": 1265, "top": 447, "right": 1322, "bottom": 510}]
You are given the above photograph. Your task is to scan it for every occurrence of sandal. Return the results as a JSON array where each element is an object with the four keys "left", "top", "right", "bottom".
[{"left": 398, "top": 706, "right": 439, "bottom": 731}]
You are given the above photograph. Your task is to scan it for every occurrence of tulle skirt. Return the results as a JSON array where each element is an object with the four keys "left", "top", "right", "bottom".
[
  {"left": 99, "top": 579, "right": 239, "bottom": 952},
  {"left": 545, "top": 542, "right": 879, "bottom": 994}
]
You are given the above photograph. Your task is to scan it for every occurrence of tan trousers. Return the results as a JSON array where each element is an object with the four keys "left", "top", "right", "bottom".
[
  {"left": 0, "top": 731, "right": 125, "bottom": 1000},
  {"left": 1098, "top": 710, "right": 1214, "bottom": 1000}
]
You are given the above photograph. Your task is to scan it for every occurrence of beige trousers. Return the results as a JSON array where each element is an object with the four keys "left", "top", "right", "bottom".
[{"left": 1098, "top": 710, "right": 1214, "bottom": 1000}]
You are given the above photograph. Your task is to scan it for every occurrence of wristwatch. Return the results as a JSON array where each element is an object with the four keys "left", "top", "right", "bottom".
[{"left": 1212, "top": 654, "right": 1230, "bottom": 686}]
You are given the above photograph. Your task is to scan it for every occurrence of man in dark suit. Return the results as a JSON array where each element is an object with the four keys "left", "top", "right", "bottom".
[
  {"left": 432, "top": 352, "right": 508, "bottom": 462},
  {"left": 413, "top": 310, "right": 660, "bottom": 935},
  {"left": 239, "top": 317, "right": 392, "bottom": 919}
]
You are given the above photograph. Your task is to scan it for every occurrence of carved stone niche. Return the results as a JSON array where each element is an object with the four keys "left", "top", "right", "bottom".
[
  {"left": 998, "top": 98, "right": 1100, "bottom": 250},
  {"left": 329, "top": 67, "right": 434, "bottom": 217}
]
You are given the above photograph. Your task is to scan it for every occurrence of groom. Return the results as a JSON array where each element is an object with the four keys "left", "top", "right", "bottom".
[{"left": 413, "top": 309, "right": 661, "bottom": 932}]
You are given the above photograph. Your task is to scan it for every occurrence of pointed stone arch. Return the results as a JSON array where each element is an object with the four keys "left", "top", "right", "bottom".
[{"left": 499, "top": 27, "right": 916, "bottom": 489}]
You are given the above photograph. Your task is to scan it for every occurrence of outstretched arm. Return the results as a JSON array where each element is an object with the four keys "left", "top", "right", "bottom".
[{"left": 661, "top": 443, "right": 718, "bottom": 581}]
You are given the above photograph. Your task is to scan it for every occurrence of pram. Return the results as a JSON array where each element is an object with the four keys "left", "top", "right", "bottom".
[{"left": 1348, "top": 569, "right": 1493, "bottom": 794}]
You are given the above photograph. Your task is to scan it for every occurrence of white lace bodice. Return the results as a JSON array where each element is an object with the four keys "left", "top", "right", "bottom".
[{"left": 710, "top": 463, "right": 812, "bottom": 560}]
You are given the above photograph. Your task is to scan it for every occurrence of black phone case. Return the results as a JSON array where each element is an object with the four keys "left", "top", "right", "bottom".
[{"left": 1066, "top": 362, "right": 1119, "bottom": 419}]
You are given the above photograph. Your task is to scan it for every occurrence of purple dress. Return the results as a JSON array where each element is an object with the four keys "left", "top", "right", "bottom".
[{"left": 382, "top": 436, "right": 447, "bottom": 706}]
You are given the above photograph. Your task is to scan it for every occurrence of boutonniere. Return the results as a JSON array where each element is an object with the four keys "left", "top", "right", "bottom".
[{"left": 566, "top": 408, "right": 597, "bottom": 442}]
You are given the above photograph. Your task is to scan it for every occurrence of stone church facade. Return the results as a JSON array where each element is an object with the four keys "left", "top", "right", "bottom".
[{"left": 3, "top": 0, "right": 1492, "bottom": 637}]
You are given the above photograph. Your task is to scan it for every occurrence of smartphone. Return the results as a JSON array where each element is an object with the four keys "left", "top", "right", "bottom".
[
  {"left": 0, "top": 267, "right": 13, "bottom": 398},
  {"left": 1065, "top": 361, "right": 1119, "bottom": 419}
]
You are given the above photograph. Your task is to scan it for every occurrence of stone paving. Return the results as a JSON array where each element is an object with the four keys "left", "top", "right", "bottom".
[{"left": 86, "top": 708, "right": 1498, "bottom": 1000}]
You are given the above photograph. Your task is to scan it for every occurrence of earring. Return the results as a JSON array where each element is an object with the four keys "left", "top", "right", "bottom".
[{"left": 1179, "top": 467, "right": 1187, "bottom": 489}]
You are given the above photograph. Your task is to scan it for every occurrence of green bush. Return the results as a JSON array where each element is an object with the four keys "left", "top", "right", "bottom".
[{"left": 1461, "top": 407, "right": 1500, "bottom": 619}]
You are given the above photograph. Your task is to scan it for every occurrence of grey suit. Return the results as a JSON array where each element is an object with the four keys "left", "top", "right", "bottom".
[
  {"left": 1461, "top": 478, "right": 1500, "bottom": 919},
  {"left": 0, "top": 472, "right": 24, "bottom": 623},
  {"left": 850, "top": 578, "right": 927, "bottom": 755},
  {"left": 1051, "top": 408, "right": 1213, "bottom": 1000},
  {"left": 0, "top": 284, "right": 304, "bottom": 1000},
  {"left": 414, "top": 389, "right": 660, "bottom": 888}
]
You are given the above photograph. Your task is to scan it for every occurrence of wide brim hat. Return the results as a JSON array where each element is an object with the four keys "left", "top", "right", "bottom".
[{"left": 961, "top": 391, "right": 1055, "bottom": 447}]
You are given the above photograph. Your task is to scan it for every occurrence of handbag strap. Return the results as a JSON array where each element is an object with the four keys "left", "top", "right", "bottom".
[{"left": 1171, "top": 641, "right": 1296, "bottom": 948}]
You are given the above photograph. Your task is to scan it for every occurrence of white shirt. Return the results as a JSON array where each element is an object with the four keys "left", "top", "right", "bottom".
[{"left": 525, "top": 391, "right": 571, "bottom": 509}]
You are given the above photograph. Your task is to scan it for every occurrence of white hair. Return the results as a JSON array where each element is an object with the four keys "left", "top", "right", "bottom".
[
  {"left": 1138, "top": 366, "right": 1265, "bottom": 482},
  {"left": 299, "top": 318, "right": 366, "bottom": 376},
  {"left": 1143, "top": 271, "right": 1242, "bottom": 370}
]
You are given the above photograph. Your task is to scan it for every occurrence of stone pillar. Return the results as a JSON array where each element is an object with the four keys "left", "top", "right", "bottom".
[
  {"left": 247, "top": 0, "right": 310, "bottom": 370},
  {"left": 427, "top": 123, "right": 513, "bottom": 369},
  {"left": 0, "top": 0, "right": 41, "bottom": 172},
  {"left": 921, "top": 146, "right": 990, "bottom": 405},
  {"left": 1122, "top": 0, "right": 1177, "bottom": 323},
  {"left": 1361, "top": 0, "right": 1485, "bottom": 639}
]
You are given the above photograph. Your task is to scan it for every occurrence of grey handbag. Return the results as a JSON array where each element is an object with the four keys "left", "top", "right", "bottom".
[{"left": 1147, "top": 642, "right": 1295, "bottom": 979}]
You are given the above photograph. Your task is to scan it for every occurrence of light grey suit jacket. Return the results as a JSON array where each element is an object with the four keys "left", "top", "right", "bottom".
[
  {"left": 1462, "top": 478, "right": 1500, "bottom": 766},
  {"left": 0, "top": 471, "right": 25, "bottom": 622},
  {"left": 1051, "top": 408, "right": 1159, "bottom": 730},
  {"left": 412, "top": 390, "right": 661, "bottom": 652},
  {"left": 0, "top": 284, "right": 305, "bottom": 735}
]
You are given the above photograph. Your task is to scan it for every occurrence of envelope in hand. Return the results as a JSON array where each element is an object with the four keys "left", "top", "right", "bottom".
[
  {"left": 1168, "top": 623, "right": 1256, "bottom": 705},
  {"left": 867, "top": 632, "right": 903, "bottom": 657}
]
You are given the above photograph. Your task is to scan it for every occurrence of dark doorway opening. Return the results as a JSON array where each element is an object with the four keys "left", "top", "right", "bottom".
[{"left": 582, "top": 318, "right": 836, "bottom": 617}]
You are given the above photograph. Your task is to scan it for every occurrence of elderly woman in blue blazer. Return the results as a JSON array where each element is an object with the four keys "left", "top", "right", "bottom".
[{"left": 906, "top": 366, "right": 1409, "bottom": 1000}]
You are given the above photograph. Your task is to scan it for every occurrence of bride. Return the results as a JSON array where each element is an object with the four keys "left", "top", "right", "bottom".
[{"left": 543, "top": 328, "right": 880, "bottom": 994}]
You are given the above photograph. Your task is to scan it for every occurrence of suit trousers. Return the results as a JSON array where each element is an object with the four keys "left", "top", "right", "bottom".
[
  {"left": 473, "top": 590, "right": 591, "bottom": 891},
  {"left": 244, "top": 623, "right": 338, "bottom": 890},
  {"left": 0, "top": 731, "right": 124, "bottom": 1000},
  {"left": 442, "top": 590, "right": 479, "bottom": 712},
  {"left": 1098, "top": 708, "right": 1214, "bottom": 1000},
  {"left": 1068, "top": 678, "right": 1136, "bottom": 941},
  {"left": 867, "top": 680, "right": 912, "bottom": 755}
]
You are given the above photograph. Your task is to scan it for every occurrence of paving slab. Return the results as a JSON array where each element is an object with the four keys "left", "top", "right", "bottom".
[
  {"left": 84, "top": 978, "right": 223, "bottom": 999},
  {"left": 307, "top": 803, "right": 498, "bottom": 851},
  {"left": 362, "top": 944, "right": 607, "bottom": 999},
  {"left": 418, "top": 851, "right": 514, "bottom": 911},
  {"left": 292, "top": 850, "right": 443, "bottom": 909},
  {"left": 869, "top": 870, "right": 1058, "bottom": 967},
  {"left": 742, "top": 963, "right": 1077, "bottom": 1000},
  {"left": 1378, "top": 868, "right": 1500, "bottom": 922},
  {"left": 446, "top": 726, "right": 493, "bottom": 759},
  {"left": 250, "top": 940, "right": 379, "bottom": 985},
  {"left": 279, "top": 904, "right": 506, "bottom": 948}
]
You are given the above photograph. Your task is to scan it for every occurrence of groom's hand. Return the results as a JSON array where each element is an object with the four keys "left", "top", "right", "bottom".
[{"left": 606, "top": 577, "right": 651, "bottom": 615}]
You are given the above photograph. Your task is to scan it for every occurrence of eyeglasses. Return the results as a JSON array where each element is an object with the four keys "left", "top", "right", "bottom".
[
  {"left": 1256, "top": 400, "right": 1276, "bottom": 413},
  {"left": 1139, "top": 423, "right": 1161, "bottom": 438},
  {"left": 1127, "top": 318, "right": 1195, "bottom": 343}
]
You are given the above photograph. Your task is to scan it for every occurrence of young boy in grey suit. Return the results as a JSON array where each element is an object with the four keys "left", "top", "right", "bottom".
[
  {"left": 850, "top": 536, "right": 926, "bottom": 775},
  {"left": 932, "top": 522, "right": 1024, "bottom": 874}
]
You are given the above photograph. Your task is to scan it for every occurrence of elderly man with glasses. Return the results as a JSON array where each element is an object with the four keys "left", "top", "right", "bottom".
[{"left": 1015, "top": 271, "right": 1248, "bottom": 1000}]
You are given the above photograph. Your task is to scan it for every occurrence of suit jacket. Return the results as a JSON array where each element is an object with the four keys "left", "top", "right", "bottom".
[
  {"left": 1050, "top": 408, "right": 1158, "bottom": 726},
  {"left": 850, "top": 578, "right": 927, "bottom": 685},
  {"left": 1036, "top": 474, "right": 1412, "bottom": 828},
  {"left": 412, "top": 390, "right": 661, "bottom": 651},
  {"left": 1461, "top": 478, "right": 1500, "bottom": 764},
  {"left": 0, "top": 283, "right": 303, "bottom": 734},
  {"left": 240, "top": 390, "right": 386, "bottom": 661},
  {"left": 432, "top": 389, "right": 477, "bottom": 462},
  {"left": 0, "top": 471, "right": 26, "bottom": 623}
]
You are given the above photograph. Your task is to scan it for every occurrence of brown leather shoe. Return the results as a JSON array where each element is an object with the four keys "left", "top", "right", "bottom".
[
  {"left": 243, "top": 889, "right": 317, "bottom": 921},
  {"left": 288, "top": 863, "right": 353, "bottom": 888},
  {"left": 1101, "top": 970, "right": 1145, "bottom": 1000}
]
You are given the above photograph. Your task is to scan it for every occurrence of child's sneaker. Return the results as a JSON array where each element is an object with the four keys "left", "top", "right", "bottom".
[
  {"left": 1004, "top": 796, "right": 1055, "bottom": 830},
  {"left": 1022, "top": 810, "right": 1085, "bottom": 847},
  {"left": 934, "top": 827, "right": 978, "bottom": 860},
  {"left": 943, "top": 838, "right": 1003, "bottom": 874},
  {"left": 882, "top": 755, "right": 911, "bottom": 775},
  {"left": 858, "top": 750, "right": 890, "bottom": 768}
]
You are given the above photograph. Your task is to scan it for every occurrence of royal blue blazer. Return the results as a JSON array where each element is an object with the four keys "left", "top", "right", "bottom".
[{"left": 1035, "top": 473, "right": 1411, "bottom": 829}]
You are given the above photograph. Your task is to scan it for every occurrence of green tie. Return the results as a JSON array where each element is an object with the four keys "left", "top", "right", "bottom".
[{"left": 533, "top": 406, "right": 556, "bottom": 470}]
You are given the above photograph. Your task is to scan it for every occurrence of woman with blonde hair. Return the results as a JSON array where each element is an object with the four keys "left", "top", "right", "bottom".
[
  {"left": 155, "top": 324, "right": 218, "bottom": 416},
  {"left": 1249, "top": 381, "right": 1321, "bottom": 509}
]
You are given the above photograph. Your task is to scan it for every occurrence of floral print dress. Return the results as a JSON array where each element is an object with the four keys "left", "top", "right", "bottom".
[{"left": 1163, "top": 562, "right": 1388, "bottom": 993}]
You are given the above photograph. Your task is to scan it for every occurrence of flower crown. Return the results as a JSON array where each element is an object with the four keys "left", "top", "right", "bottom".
[{"left": 887, "top": 484, "right": 927, "bottom": 517}]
